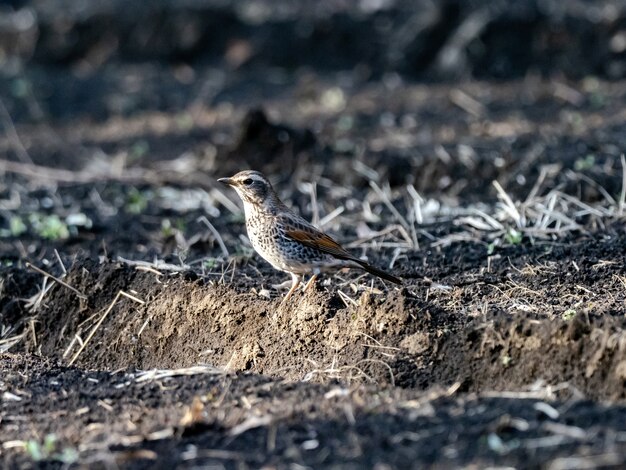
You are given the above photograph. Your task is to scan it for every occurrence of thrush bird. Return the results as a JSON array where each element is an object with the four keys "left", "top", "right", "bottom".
[{"left": 218, "top": 170, "right": 402, "bottom": 300}]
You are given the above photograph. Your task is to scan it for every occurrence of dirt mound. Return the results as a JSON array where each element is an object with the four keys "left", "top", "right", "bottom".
[{"left": 8, "top": 227, "right": 624, "bottom": 404}]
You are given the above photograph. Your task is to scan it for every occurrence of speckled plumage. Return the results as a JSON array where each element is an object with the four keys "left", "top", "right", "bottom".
[{"left": 219, "top": 170, "right": 401, "bottom": 300}]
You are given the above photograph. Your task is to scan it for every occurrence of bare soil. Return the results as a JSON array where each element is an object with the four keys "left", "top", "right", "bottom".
[{"left": 2, "top": 1, "right": 626, "bottom": 468}]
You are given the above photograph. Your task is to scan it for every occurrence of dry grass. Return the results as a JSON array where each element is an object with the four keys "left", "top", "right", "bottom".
[{"left": 66, "top": 290, "right": 145, "bottom": 366}]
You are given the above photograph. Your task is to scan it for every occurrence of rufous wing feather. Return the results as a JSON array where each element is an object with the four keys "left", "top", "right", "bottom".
[
  {"left": 284, "top": 227, "right": 402, "bottom": 285},
  {"left": 284, "top": 228, "right": 352, "bottom": 259}
]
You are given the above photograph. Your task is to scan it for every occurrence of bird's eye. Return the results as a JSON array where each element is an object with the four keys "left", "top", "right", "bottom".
[{"left": 242, "top": 178, "right": 253, "bottom": 186}]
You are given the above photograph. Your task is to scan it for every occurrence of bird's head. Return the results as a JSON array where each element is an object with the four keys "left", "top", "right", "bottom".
[{"left": 218, "top": 170, "right": 278, "bottom": 208}]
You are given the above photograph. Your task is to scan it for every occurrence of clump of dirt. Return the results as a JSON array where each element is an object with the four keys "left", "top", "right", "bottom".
[
  {"left": 433, "top": 311, "right": 626, "bottom": 401},
  {"left": 9, "top": 226, "right": 625, "bottom": 404}
]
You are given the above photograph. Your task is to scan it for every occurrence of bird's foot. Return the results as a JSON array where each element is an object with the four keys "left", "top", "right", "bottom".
[
  {"left": 303, "top": 274, "right": 318, "bottom": 293},
  {"left": 281, "top": 274, "right": 301, "bottom": 304}
]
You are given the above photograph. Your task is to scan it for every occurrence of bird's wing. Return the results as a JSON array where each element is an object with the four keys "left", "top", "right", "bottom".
[
  {"left": 281, "top": 215, "right": 403, "bottom": 284},
  {"left": 281, "top": 217, "right": 354, "bottom": 260}
]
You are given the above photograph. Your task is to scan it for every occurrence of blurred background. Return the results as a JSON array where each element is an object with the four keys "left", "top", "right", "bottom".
[
  {"left": 2, "top": 1, "right": 626, "bottom": 120},
  {"left": 1, "top": 0, "right": 626, "bottom": 259}
]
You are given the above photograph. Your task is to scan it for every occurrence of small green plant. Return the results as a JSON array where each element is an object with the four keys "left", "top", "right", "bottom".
[
  {"left": 161, "top": 218, "right": 187, "bottom": 238},
  {"left": 574, "top": 154, "right": 596, "bottom": 171},
  {"left": 0, "top": 216, "right": 27, "bottom": 237},
  {"left": 203, "top": 258, "right": 218, "bottom": 269},
  {"left": 234, "top": 245, "right": 256, "bottom": 259},
  {"left": 174, "top": 218, "right": 187, "bottom": 232},
  {"left": 161, "top": 219, "right": 175, "bottom": 238},
  {"left": 10, "top": 216, "right": 27, "bottom": 236},
  {"left": 504, "top": 228, "right": 522, "bottom": 245},
  {"left": 3, "top": 213, "right": 93, "bottom": 239},
  {"left": 486, "top": 228, "right": 523, "bottom": 253},
  {"left": 25, "top": 434, "right": 78, "bottom": 464},
  {"left": 29, "top": 214, "right": 69, "bottom": 240},
  {"left": 126, "top": 188, "right": 149, "bottom": 214},
  {"left": 562, "top": 309, "right": 576, "bottom": 321}
]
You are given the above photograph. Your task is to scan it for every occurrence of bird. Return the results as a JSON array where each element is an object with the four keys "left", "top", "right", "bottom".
[{"left": 218, "top": 170, "right": 402, "bottom": 300}]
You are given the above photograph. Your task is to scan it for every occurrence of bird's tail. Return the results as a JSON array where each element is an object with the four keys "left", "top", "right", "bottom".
[{"left": 354, "top": 259, "right": 402, "bottom": 285}]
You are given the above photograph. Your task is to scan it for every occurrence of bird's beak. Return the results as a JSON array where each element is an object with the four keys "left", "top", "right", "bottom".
[{"left": 218, "top": 177, "right": 234, "bottom": 186}]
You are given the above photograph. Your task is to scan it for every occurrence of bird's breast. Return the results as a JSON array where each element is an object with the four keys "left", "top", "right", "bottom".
[{"left": 245, "top": 211, "right": 278, "bottom": 255}]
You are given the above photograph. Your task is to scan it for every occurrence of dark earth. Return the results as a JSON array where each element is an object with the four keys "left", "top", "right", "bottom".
[{"left": 2, "top": 1, "right": 626, "bottom": 468}]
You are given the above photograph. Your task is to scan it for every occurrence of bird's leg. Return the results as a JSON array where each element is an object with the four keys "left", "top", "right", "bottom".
[
  {"left": 303, "top": 274, "right": 318, "bottom": 293},
  {"left": 282, "top": 273, "right": 301, "bottom": 302}
]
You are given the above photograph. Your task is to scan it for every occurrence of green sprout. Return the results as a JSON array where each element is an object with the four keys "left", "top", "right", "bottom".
[
  {"left": 25, "top": 434, "right": 78, "bottom": 464},
  {"left": 234, "top": 245, "right": 256, "bottom": 259},
  {"left": 574, "top": 154, "right": 596, "bottom": 171},
  {"left": 174, "top": 219, "right": 187, "bottom": 232},
  {"left": 126, "top": 188, "right": 149, "bottom": 214},
  {"left": 10, "top": 216, "right": 27, "bottom": 236},
  {"left": 562, "top": 309, "right": 576, "bottom": 321},
  {"left": 29, "top": 214, "right": 69, "bottom": 240},
  {"left": 161, "top": 218, "right": 187, "bottom": 238},
  {"left": 161, "top": 219, "right": 175, "bottom": 238},
  {"left": 0, "top": 216, "right": 27, "bottom": 237},
  {"left": 504, "top": 228, "right": 522, "bottom": 245},
  {"left": 203, "top": 258, "right": 218, "bottom": 269},
  {"left": 3, "top": 212, "right": 93, "bottom": 239}
]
